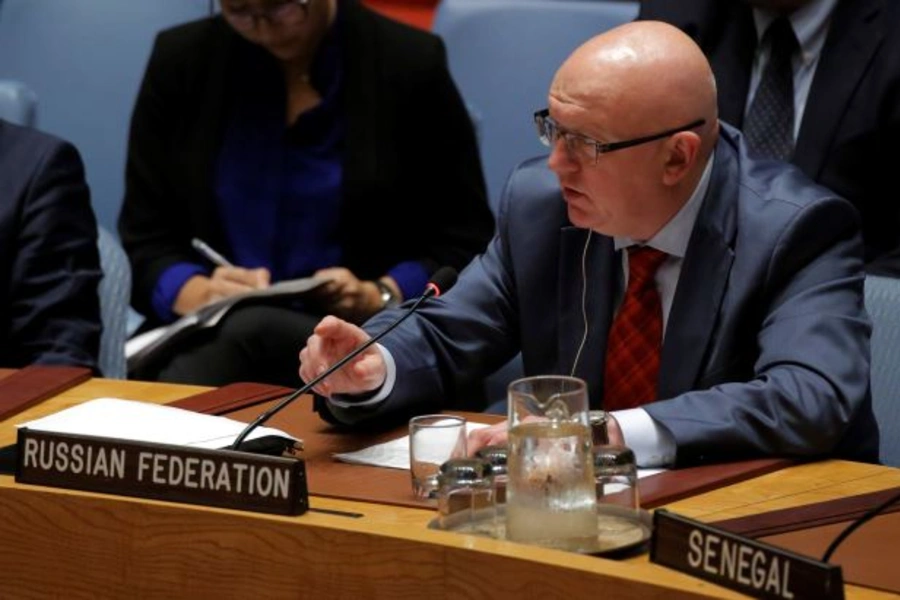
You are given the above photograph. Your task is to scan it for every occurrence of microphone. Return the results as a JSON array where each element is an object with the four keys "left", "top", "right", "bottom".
[{"left": 228, "top": 267, "right": 459, "bottom": 451}]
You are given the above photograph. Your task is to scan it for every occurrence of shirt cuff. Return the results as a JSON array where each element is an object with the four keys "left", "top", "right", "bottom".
[
  {"left": 612, "top": 408, "right": 677, "bottom": 468},
  {"left": 325, "top": 344, "right": 397, "bottom": 409},
  {"left": 387, "top": 261, "right": 430, "bottom": 302},
  {"left": 151, "top": 262, "right": 208, "bottom": 323}
]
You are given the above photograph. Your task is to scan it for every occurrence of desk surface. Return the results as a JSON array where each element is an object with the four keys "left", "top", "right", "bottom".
[{"left": 2, "top": 376, "right": 899, "bottom": 599}]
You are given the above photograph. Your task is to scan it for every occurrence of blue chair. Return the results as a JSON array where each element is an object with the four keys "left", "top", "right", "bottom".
[
  {"left": 0, "top": 79, "right": 37, "bottom": 127},
  {"left": 97, "top": 226, "right": 132, "bottom": 379},
  {"left": 864, "top": 275, "right": 900, "bottom": 467},
  {"left": 0, "top": 0, "right": 212, "bottom": 232},
  {"left": 432, "top": 0, "right": 639, "bottom": 212}
]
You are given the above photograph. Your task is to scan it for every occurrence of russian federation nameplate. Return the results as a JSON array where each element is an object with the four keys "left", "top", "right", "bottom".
[
  {"left": 15, "top": 429, "right": 308, "bottom": 516},
  {"left": 650, "top": 509, "right": 843, "bottom": 600}
]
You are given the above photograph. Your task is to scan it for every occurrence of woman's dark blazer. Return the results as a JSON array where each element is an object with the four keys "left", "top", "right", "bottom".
[{"left": 118, "top": 0, "right": 494, "bottom": 321}]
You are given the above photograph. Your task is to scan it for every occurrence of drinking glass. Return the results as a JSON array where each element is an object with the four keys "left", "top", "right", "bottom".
[
  {"left": 505, "top": 376, "right": 597, "bottom": 549},
  {"left": 436, "top": 457, "right": 496, "bottom": 535},
  {"left": 593, "top": 445, "right": 647, "bottom": 546},
  {"left": 475, "top": 445, "right": 508, "bottom": 504},
  {"left": 409, "top": 415, "right": 467, "bottom": 499}
]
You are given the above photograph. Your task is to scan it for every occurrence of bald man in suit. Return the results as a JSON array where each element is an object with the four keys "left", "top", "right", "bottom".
[{"left": 298, "top": 22, "right": 879, "bottom": 467}]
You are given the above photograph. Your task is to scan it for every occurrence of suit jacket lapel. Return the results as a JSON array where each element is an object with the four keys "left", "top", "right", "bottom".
[
  {"left": 794, "top": 0, "right": 884, "bottom": 177},
  {"left": 559, "top": 229, "right": 616, "bottom": 408},
  {"left": 658, "top": 137, "right": 737, "bottom": 399}
]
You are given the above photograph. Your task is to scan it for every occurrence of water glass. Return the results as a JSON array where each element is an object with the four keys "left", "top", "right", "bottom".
[
  {"left": 475, "top": 445, "right": 508, "bottom": 504},
  {"left": 436, "top": 457, "right": 496, "bottom": 535},
  {"left": 593, "top": 444, "right": 640, "bottom": 512},
  {"left": 408, "top": 415, "right": 467, "bottom": 499},
  {"left": 593, "top": 444, "right": 644, "bottom": 541}
]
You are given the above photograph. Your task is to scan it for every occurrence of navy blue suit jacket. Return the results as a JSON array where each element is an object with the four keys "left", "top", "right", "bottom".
[
  {"left": 335, "top": 124, "right": 879, "bottom": 466},
  {"left": 639, "top": 0, "right": 900, "bottom": 270},
  {"left": 0, "top": 120, "right": 101, "bottom": 370}
]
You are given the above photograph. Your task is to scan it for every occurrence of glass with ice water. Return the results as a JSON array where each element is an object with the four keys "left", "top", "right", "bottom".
[
  {"left": 409, "top": 415, "right": 467, "bottom": 499},
  {"left": 505, "top": 376, "right": 597, "bottom": 549}
]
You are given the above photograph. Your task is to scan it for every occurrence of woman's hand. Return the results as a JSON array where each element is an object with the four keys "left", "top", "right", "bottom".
[
  {"left": 312, "top": 267, "right": 395, "bottom": 323},
  {"left": 173, "top": 266, "right": 270, "bottom": 315}
]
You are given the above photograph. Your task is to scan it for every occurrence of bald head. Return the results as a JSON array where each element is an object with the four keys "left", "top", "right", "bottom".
[{"left": 551, "top": 21, "right": 718, "bottom": 157}]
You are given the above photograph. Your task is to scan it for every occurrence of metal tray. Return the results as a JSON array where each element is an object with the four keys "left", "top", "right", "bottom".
[{"left": 428, "top": 503, "right": 652, "bottom": 557}]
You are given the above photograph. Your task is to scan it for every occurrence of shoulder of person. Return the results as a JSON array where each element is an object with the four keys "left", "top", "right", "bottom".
[
  {"left": 0, "top": 120, "right": 80, "bottom": 175},
  {"left": 722, "top": 139, "right": 860, "bottom": 240},
  {"left": 151, "top": 16, "right": 234, "bottom": 68},
  {"left": 350, "top": 2, "right": 443, "bottom": 62}
]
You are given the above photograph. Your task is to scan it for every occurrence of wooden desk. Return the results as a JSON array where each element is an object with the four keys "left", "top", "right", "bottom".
[{"left": 1, "top": 377, "right": 898, "bottom": 599}]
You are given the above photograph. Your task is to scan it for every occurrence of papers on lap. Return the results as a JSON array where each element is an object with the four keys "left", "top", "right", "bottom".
[{"left": 125, "top": 276, "right": 329, "bottom": 374}]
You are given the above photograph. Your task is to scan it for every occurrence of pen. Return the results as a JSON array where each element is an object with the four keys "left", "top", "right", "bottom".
[{"left": 191, "top": 237, "right": 234, "bottom": 268}]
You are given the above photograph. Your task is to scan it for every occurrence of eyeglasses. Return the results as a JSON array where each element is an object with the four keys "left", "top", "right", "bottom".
[
  {"left": 534, "top": 109, "right": 706, "bottom": 164},
  {"left": 221, "top": 0, "right": 310, "bottom": 29}
]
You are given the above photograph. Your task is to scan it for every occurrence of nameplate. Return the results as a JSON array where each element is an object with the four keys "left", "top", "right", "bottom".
[
  {"left": 15, "top": 429, "right": 308, "bottom": 516},
  {"left": 650, "top": 509, "right": 843, "bottom": 600}
]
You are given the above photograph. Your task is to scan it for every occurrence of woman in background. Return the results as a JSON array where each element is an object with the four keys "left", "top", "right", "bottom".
[{"left": 119, "top": 0, "right": 493, "bottom": 387}]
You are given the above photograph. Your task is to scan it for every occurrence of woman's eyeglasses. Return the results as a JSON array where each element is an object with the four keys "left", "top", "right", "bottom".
[{"left": 221, "top": 0, "right": 311, "bottom": 30}]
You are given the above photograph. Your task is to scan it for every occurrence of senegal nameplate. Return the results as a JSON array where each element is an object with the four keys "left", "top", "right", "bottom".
[
  {"left": 15, "top": 429, "right": 308, "bottom": 516},
  {"left": 650, "top": 509, "right": 843, "bottom": 600}
]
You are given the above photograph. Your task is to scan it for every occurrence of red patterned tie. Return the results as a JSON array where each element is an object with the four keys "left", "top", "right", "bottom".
[{"left": 603, "top": 246, "right": 669, "bottom": 411}]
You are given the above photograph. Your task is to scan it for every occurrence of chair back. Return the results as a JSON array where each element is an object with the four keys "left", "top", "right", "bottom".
[
  {"left": 0, "top": 0, "right": 212, "bottom": 232},
  {"left": 97, "top": 226, "right": 132, "bottom": 379},
  {"left": 432, "top": 0, "right": 638, "bottom": 212},
  {"left": 864, "top": 274, "right": 900, "bottom": 466},
  {"left": 0, "top": 80, "right": 37, "bottom": 126}
]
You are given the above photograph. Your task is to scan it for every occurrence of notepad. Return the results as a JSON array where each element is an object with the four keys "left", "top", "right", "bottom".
[{"left": 126, "top": 276, "right": 329, "bottom": 375}]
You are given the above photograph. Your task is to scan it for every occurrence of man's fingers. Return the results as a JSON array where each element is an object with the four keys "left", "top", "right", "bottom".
[
  {"left": 314, "top": 315, "right": 347, "bottom": 336},
  {"left": 467, "top": 421, "right": 509, "bottom": 455}
]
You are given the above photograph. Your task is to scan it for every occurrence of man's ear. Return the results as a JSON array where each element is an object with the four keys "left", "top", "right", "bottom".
[{"left": 661, "top": 131, "right": 701, "bottom": 186}]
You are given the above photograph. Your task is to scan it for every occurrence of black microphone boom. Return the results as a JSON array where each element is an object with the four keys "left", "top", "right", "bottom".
[{"left": 228, "top": 267, "right": 458, "bottom": 451}]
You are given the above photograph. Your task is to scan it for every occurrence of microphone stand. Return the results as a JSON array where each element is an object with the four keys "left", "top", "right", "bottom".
[{"left": 228, "top": 290, "right": 437, "bottom": 451}]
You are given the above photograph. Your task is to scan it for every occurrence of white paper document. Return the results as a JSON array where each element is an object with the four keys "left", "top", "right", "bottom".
[
  {"left": 333, "top": 422, "right": 491, "bottom": 470},
  {"left": 17, "top": 398, "right": 298, "bottom": 450}
]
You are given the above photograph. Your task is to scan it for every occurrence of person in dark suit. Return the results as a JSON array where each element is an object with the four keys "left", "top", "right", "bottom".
[
  {"left": 118, "top": 0, "right": 494, "bottom": 387},
  {"left": 0, "top": 119, "right": 102, "bottom": 370},
  {"left": 638, "top": 0, "right": 900, "bottom": 273},
  {"left": 298, "top": 21, "right": 879, "bottom": 467}
]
